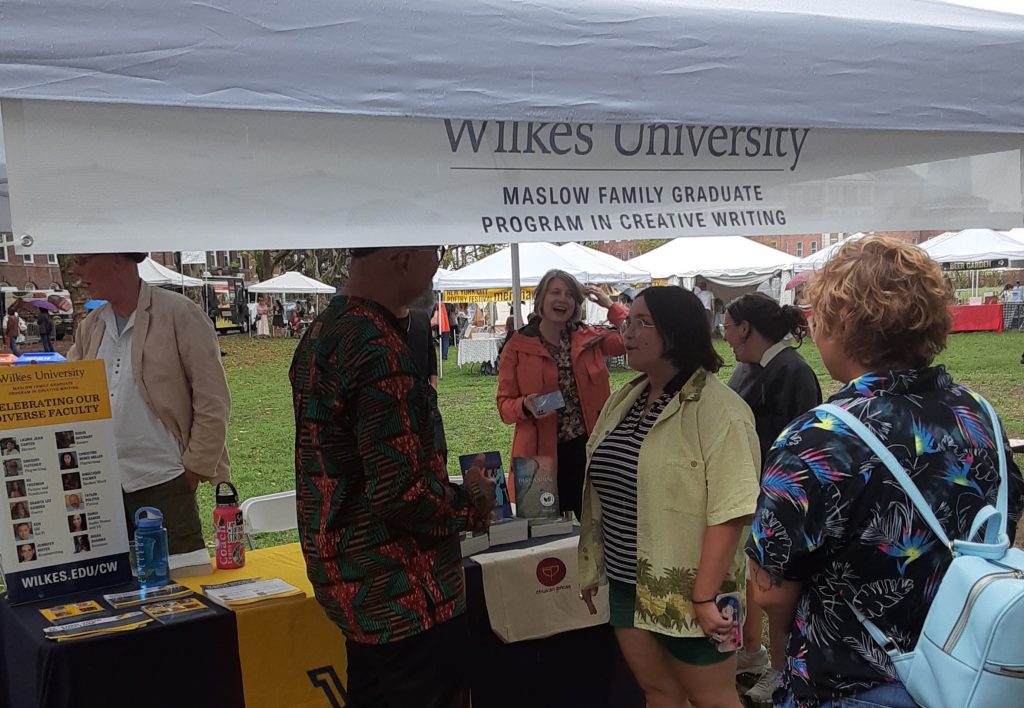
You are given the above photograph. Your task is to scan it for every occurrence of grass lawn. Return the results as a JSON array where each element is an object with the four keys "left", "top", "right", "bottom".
[{"left": 204, "top": 330, "right": 1024, "bottom": 550}]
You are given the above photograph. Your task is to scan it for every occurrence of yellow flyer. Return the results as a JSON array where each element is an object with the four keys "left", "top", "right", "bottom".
[{"left": 0, "top": 360, "right": 132, "bottom": 604}]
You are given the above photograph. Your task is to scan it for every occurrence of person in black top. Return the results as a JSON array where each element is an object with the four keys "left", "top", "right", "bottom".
[
  {"left": 723, "top": 291, "right": 822, "bottom": 701},
  {"left": 36, "top": 309, "right": 55, "bottom": 352},
  {"left": 397, "top": 304, "right": 448, "bottom": 463}
]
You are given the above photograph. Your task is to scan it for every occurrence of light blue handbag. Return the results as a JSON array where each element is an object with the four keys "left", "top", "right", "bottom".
[{"left": 819, "top": 400, "right": 1024, "bottom": 708}]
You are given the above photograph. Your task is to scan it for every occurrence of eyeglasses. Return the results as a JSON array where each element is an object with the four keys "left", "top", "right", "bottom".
[{"left": 619, "top": 317, "right": 656, "bottom": 333}]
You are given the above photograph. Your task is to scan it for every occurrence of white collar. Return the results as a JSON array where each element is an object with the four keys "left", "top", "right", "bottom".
[{"left": 759, "top": 340, "right": 789, "bottom": 368}]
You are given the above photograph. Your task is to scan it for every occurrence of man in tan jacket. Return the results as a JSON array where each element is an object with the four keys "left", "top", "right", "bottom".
[{"left": 68, "top": 252, "right": 230, "bottom": 554}]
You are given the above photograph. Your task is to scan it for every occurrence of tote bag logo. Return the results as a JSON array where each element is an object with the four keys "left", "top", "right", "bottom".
[{"left": 536, "top": 557, "right": 567, "bottom": 587}]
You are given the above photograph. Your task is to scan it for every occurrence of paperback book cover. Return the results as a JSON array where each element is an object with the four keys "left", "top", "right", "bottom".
[
  {"left": 142, "top": 597, "right": 216, "bottom": 624},
  {"left": 459, "top": 451, "right": 513, "bottom": 522},
  {"left": 43, "top": 612, "right": 153, "bottom": 641},
  {"left": 103, "top": 583, "right": 193, "bottom": 609},
  {"left": 40, "top": 600, "right": 108, "bottom": 624},
  {"left": 511, "top": 456, "right": 559, "bottom": 520},
  {"left": 201, "top": 577, "right": 305, "bottom": 609}
]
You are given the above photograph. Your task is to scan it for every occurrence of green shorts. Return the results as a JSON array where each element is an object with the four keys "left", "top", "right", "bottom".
[{"left": 607, "top": 579, "right": 732, "bottom": 666}]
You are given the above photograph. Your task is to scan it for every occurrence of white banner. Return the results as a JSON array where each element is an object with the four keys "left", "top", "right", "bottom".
[
  {"left": 4, "top": 99, "right": 1023, "bottom": 254},
  {"left": 180, "top": 250, "right": 207, "bottom": 265}
]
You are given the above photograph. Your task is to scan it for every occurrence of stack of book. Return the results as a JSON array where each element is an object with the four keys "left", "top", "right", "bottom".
[
  {"left": 488, "top": 517, "right": 529, "bottom": 545},
  {"left": 528, "top": 517, "right": 574, "bottom": 538},
  {"left": 43, "top": 613, "right": 153, "bottom": 641},
  {"left": 103, "top": 583, "right": 194, "bottom": 609},
  {"left": 460, "top": 531, "right": 490, "bottom": 557}
]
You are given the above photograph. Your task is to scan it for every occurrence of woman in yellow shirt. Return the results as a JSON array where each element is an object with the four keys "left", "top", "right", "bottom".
[{"left": 578, "top": 286, "right": 761, "bottom": 708}]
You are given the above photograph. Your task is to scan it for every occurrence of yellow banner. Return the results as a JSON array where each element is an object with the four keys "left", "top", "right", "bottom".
[
  {"left": 182, "top": 544, "right": 350, "bottom": 707},
  {"left": 0, "top": 360, "right": 111, "bottom": 430},
  {"left": 443, "top": 288, "right": 536, "bottom": 302}
]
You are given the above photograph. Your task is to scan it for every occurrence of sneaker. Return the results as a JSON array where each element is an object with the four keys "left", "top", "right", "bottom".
[
  {"left": 745, "top": 667, "right": 781, "bottom": 703},
  {"left": 735, "top": 644, "right": 769, "bottom": 675}
]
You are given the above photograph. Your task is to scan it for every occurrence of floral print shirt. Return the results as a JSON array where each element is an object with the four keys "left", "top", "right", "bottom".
[
  {"left": 745, "top": 366, "right": 1024, "bottom": 706},
  {"left": 543, "top": 329, "right": 587, "bottom": 442}
]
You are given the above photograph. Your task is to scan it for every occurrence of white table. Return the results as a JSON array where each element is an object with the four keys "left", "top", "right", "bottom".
[{"left": 458, "top": 336, "right": 502, "bottom": 367}]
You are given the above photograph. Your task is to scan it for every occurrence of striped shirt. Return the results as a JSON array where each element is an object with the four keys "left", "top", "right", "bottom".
[{"left": 588, "top": 388, "right": 674, "bottom": 583}]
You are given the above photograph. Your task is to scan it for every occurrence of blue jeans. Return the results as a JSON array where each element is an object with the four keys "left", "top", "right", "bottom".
[
  {"left": 40, "top": 334, "right": 54, "bottom": 353},
  {"left": 440, "top": 331, "right": 450, "bottom": 360},
  {"left": 777, "top": 683, "right": 917, "bottom": 708},
  {"left": 7, "top": 336, "right": 20, "bottom": 357}
]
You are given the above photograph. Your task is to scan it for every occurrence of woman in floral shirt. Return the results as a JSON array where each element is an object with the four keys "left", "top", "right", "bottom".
[{"left": 746, "top": 236, "right": 1024, "bottom": 708}]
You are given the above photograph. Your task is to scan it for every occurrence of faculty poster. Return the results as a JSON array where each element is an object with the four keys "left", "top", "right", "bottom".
[{"left": 0, "top": 360, "right": 131, "bottom": 603}]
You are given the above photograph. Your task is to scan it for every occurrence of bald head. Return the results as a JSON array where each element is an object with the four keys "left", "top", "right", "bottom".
[{"left": 345, "top": 247, "right": 441, "bottom": 315}]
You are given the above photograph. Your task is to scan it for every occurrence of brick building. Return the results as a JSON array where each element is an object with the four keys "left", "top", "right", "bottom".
[
  {"left": 0, "top": 238, "right": 256, "bottom": 291},
  {"left": 590, "top": 232, "right": 949, "bottom": 262},
  {"left": 591, "top": 239, "right": 643, "bottom": 261},
  {"left": 749, "top": 231, "right": 946, "bottom": 258},
  {"left": 0, "top": 232, "right": 64, "bottom": 290}
]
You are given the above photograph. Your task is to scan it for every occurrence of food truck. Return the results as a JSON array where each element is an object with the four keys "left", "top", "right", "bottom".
[{"left": 203, "top": 276, "right": 250, "bottom": 333}]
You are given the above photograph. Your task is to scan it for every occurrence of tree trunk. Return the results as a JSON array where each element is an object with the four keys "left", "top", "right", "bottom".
[{"left": 57, "top": 255, "right": 90, "bottom": 337}]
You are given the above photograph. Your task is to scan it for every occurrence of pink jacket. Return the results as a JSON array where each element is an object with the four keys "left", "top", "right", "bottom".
[{"left": 496, "top": 304, "right": 628, "bottom": 471}]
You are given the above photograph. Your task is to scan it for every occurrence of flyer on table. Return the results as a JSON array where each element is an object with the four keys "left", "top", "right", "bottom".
[{"left": 0, "top": 360, "right": 131, "bottom": 603}]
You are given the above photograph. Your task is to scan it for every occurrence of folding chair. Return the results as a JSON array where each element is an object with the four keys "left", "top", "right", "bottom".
[{"left": 240, "top": 490, "right": 297, "bottom": 549}]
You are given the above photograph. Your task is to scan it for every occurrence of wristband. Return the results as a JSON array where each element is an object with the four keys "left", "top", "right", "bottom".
[{"left": 691, "top": 598, "right": 716, "bottom": 605}]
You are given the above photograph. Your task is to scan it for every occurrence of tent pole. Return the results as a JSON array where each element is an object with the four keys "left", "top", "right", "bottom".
[
  {"left": 511, "top": 243, "right": 523, "bottom": 328},
  {"left": 437, "top": 291, "right": 443, "bottom": 381}
]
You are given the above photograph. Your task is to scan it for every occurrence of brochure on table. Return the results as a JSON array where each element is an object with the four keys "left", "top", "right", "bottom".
[{"left": 0, "top": 360, "right": 132, "bottom": 604}]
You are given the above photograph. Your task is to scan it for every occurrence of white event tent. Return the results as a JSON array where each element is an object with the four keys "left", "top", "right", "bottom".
[
  {"left": 435, "top": 242, "right": 636, "bottom": 291},
  {"left": 1, "top": 0, "right": 1024, "bottom": 256},
  {"left": 628, "top": 236, "right": 798, "bottom": 287},
  {"left": 793, "top": 234, "right": 867, "bottom": 272},
  {"left": 919, "top": 229, "right": 1024, "bottom": 266},
  {"left": 248, "top": 272, "right": 335, "bottom": 295},
  {"left": 137, "top": 257, "right": 204, "bottom": 287},
  {"left": 556, "top": 243, "right": 650, "bottom": 284}
]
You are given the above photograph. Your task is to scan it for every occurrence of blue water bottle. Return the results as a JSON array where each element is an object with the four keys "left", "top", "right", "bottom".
[{"left": 134, "top": 506, "right": 171, "bottom": 587}]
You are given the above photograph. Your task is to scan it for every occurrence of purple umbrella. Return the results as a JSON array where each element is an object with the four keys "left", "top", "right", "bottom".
[{"left": 27, "top": 299, "right": 60, "bottom": 311}]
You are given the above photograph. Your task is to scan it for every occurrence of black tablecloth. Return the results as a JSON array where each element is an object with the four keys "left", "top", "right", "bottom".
[
  {"left": 0, "top": 583, "right": 245, "bottom": 708},
  {"left": 463, "top": 537, "right": 643, "bottom": 708}
]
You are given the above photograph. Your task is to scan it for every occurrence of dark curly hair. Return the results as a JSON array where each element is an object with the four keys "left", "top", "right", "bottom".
[{"left": 726, "top": 292, "right": 809, "bottom": 346}]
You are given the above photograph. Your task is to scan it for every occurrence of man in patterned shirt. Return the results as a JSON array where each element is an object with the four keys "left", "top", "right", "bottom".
[{"left": 291, "top": 245, "right": 493, "bottom": 708}]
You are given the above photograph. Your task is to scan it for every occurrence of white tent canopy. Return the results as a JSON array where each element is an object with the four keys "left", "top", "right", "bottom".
[
  {"left": 2, "top": 0, "right": 1023, "bottom": 132},
  {"left": 628, "top": 236, "right": 798, "bottom": 286},
  {"left": 248, "top": 271, "right": 335, "bottom": 294},
  {"left": 793, "top": 233, "right": 867, "bottom": 272},
  {"left": 918, "top": 228, "right": 1024, "bottom": 264},
  {"left": 436, "top": 242, "right": 638, "bottom": 291},
  {"left": 556, "top": 243, "right": 650, "bottom": 284},
  {"left": 137, "top": 257, "right": 204, "bottom": 287},
  {"left": 2, "top": 1, "right": 1024, "bottom": 253}
]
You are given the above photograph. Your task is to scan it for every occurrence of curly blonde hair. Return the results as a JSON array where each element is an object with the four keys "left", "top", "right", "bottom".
[{"left": 806, "top": 235, "right": 951, "bottom": 369}]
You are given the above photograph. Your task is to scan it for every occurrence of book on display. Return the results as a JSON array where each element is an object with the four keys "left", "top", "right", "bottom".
[
  {"left": 528, "top": 517, "right": 574, "bottom": 538},
  {"left": 511, "top": 456, "right": 559, "bottom": 520},
  {"left": 201, "top": 577, "right": 305, "bottom": 610},
  {"left": 488, "top": 517, "right": 529, "bottom": 546},
  {"left": 459, "top": 451, "right": 513, "bottom": 522}
]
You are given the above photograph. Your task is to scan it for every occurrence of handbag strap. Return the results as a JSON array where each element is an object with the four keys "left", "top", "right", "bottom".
[
  {"left": 818, "top": 398, "right": 1008, "bottom": 551},
  {"left": 820, "top": 397, "right": 1009, "bottom": 657}
]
